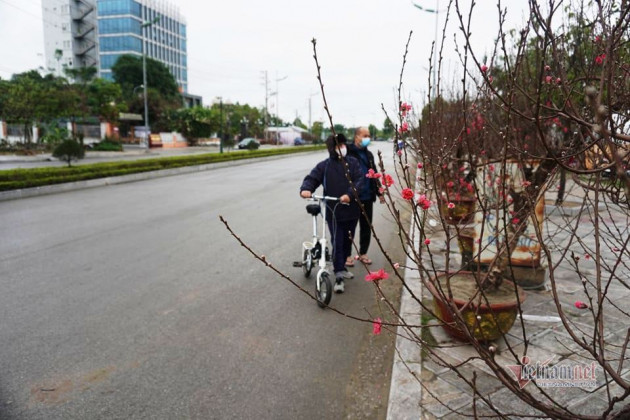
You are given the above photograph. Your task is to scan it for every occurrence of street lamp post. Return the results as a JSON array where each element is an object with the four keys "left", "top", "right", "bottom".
[
  {"left": 413, "top": 1, "right": 442, "bottom": 100},
  {"left": 141, "top": 16, "right": 160, "bottom": 149},
  {"left": 218, "top": 97, "right": 224, "bottom": 154}
]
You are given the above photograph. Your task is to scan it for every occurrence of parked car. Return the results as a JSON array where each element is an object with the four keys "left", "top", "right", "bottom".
[
  {"left": 237, "top": 137, "right": 260, "bottom": 150},
  {"left": 294, "top": 137, "right": 305, "bottom": 146}
]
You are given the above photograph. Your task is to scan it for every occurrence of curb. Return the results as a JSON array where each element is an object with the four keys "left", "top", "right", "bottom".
[
  {"left": 0, "top": 153, "right": 313, "bottom": 202},
  {"left": 386, "top": 226, "right": 423, "bottom": 419}
]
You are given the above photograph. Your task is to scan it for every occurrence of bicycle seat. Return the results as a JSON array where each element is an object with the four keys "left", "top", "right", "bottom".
[{"left": 306, "top": 204, "right": 321, "bottom": 216}]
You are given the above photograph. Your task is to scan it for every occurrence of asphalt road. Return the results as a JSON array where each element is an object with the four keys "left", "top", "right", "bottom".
[{"left": 0, "top": 143, "right": 401, "bottom": 419}]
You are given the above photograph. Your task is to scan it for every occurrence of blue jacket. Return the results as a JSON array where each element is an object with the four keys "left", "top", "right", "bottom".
[
  {"left": 300, "top": 155, "right": 364, "bottom": 222},
  {"left": 347, "top": 143, "right": 381, "bottom": 202}
]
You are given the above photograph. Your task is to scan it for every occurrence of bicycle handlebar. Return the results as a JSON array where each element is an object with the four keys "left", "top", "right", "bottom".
[{"left": 308, "top": 194, "right": 350, "bottom": 205}]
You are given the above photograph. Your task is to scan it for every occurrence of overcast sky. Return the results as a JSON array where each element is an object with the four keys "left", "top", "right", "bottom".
[{"left": 0, "top": 0, "right": 531, "bottom": 128}]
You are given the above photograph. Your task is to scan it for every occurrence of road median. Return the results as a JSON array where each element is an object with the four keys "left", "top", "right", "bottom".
[{"left": 0, "top": 145, "right": 325, "bottom": 201}]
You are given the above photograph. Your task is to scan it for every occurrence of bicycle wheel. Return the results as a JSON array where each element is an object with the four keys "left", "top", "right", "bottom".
[
  {"left": 316, "top": 271, "right": 332, "bottom": 308},
  {"left": 303, "top": 248, "right": 313, "bottom": 278}
]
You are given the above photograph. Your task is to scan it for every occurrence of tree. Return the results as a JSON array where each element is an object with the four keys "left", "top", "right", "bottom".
[
  {"left": 293, "top": 117, "right": 307, "bottom": 129},
  {"left": 87, "top": 78, "right": 126, "bottom": 123},
  {"left": 53, "top": 139, "right": 84, "bottom": 166},
  {"left": 382, "top": 117, "right": 394, "bottom": 137},
  {"left": 311, "top": 121, "right": 324, "bottom": 141},
  {"left": 112, "top": 54, "right": 179, "bottom": 100}
]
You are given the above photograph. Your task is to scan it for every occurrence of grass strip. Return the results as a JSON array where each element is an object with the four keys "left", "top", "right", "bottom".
[{"left": 0, "top": 145, "right": 325, "bottom": 191}]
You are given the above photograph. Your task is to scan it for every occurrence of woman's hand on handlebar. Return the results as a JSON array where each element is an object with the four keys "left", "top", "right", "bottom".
[
  {"left": 339, "top": 194, "right": 351, "bottom": 204},
  {"left": 300, "top": 190, "right": 312, "bottom": 199}
]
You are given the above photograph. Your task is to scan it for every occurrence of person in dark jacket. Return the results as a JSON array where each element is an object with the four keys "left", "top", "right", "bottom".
[
  {"left": 300, "top": 134, "right": 364, "bottom": 293},
  {"left": 346, "top": 126, "right": 385, "bottom": 266}
]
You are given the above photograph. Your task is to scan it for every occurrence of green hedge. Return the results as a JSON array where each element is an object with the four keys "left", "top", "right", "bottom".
[{"left": 0, "top": 145, "right": 325, "bottom": 191}]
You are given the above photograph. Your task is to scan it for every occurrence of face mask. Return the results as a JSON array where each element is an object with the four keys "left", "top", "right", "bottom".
[
  {"left": 361, "top": 138, "right": 371, "bottom": 147},
  {"left": 337, "top": 145, "right": 347, "bottom": 157}
]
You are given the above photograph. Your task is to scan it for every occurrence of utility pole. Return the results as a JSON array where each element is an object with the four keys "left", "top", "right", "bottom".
[
  {"left": 308, "top": 91, "right": 319, "bottom": 133},
  {"left": 275, "top": 72, "right": 288, "bottom": 125},
  {"left": 261, "top": 70, "right": 269, "bottom": 130}
]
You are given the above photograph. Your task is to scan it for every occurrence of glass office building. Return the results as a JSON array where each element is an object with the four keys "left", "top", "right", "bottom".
[{"left": 97, "top": 0, "right": 188, "bottom": 92}]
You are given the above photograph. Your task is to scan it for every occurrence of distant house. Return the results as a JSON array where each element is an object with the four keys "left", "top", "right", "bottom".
[{"left": 264, "top": 125, "right": 309, "bottom": 145}]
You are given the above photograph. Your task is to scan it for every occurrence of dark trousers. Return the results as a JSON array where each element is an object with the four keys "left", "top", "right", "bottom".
[
  {"left": 327, "top": 218, "right": 358, "bottom": 274},
  {"left": 358, "top": 200, "right": 374, "bottom": 255}
]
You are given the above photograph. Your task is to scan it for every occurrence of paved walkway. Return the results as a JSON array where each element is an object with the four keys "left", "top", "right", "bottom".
[{"left": 388, "top": 180, "right": 630, "bottom": 419}]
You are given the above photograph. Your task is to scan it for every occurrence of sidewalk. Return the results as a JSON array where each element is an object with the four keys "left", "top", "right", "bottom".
[{"left": 387, "top": 181, "right": 630, "bottom": 419}]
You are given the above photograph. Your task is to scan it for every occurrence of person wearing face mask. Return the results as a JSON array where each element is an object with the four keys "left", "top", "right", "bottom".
[
  {"left": 300, "top": 133, "right": 364, "bottom": 293},
  {"left": 346, "top": 126, "right": 385, "bottom": 266}
]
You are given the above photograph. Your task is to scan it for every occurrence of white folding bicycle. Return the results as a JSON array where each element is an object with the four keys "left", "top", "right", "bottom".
[{"left": 297, "top": 194, "right": 344, "bottom": 308}]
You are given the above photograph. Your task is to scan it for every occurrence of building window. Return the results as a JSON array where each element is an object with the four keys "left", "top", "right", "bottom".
[
  {"left": 100, "top": 35, "right": 142, "bottom": 53},
  {"left": 100, "top": 54, "right": 122, "bottom": 70},
  {"left": 97, "top": 0, "right": 142, "bottom": 18},
  {"left": 99, "top": 17, "right": 142, "bottom": 35}
]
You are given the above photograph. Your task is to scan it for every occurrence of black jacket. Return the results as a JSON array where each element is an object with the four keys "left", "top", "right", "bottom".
[
  {"left": 347, "top": 143, "right": 381, "bottom": 202},
  {"left": 300, "top": 155, "right": 364, "bottom": 222}
]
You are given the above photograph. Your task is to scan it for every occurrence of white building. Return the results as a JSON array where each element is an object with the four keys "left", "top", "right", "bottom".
[{"left": 42, "top": 0, "right": 99, "bottom": 77}]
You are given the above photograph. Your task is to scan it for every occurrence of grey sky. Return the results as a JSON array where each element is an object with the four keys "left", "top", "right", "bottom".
[{"left": 0, "top": 0, "right": 530, "bottom": 128}]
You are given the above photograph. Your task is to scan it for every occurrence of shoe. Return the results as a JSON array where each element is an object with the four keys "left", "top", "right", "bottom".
[
  {"left": 334, "top": 278, "right": 345, "bottom": 293},
  {"left": 340, "top": 270, "right": 354, "bottom": 280},
  {"left": 358, "top": 254, "right": 373, "bottom": 265},
  {"left": 345, "top": 256, "right": 355, "bottom": 267}
]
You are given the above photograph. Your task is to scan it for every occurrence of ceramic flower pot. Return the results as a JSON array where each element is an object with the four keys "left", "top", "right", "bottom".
[{"left": 427, "top": 272, "right": 526, "bottom": 342}]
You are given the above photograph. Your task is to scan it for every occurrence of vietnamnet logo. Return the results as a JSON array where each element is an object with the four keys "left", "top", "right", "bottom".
[{"left": 506, "top": 356, "right": 598, "bottom": 389}]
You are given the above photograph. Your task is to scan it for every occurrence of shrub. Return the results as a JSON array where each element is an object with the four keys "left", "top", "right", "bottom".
[
  {"left": 53, "top": 139, "right": 85, "bottom": 167},
  {"left": 92, "top": 140, "right": 123, "bottom": 152}
]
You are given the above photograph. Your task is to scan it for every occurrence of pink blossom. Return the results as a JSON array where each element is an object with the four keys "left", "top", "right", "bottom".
[
  {"left": 447, "top": 202, "right": 455, "bottom": 209},
  {"left": 399, "top": 122, "right": 409, "bottom": 133},
  {"left": 574, "top": 301, "right": 588, "bottom": 309},
  {"left": 378, "top": 187, "right": 385, "bottom": 194},
  {"left": 424, "top": 238, "right": 431, "bottom": 245},
  {"left": 545, "top": 75, "right": 552, "bottom": 84},
  {"left": 373, "top": 318, "right": 383, "bottom": 335},
  {"left": 383, "top": 174, "right": 394, "bottom": 187},
  {"left": 417, "top": 162, "right": 424, "bottom": 169},
  {"left": 585, "top": 254, "right": 591, "bottom": 260},
  {"left": 489, "top": 164, "right": 495, "bottom": 172},
  {"left": 366, "top": 168, "right": 382, "bottom": 179},
  {"left": 488, "top": 76, "right": 493, "bottom": 84},
  {"left": 397, "top": 150, "right": 402, "bottom": 156},
  {"left": 481, "top": 64, "right": 488, "bottom": 73},
  {"left": 365, "top": 269, "right": 390, "bottom": 282},
  {"left": 401, "top": 188, "right": 414, "bottom": 200},
  {"left": 544, "top": 65, "right": 551, "bottom": 71},
  {"left": 512, "top": 217, "right": 520, "bottom": 224},
  {"left": 480, "top": 150, "right": 486, "bottom": 155},
  {"left": 595, "top": 54, "right": 606, "bottom": 65},
  {"left": 393, "top": 262, "right": 400, "bottom": 269},
  {"left": 446, "top": 181, "right": 454, "bottom": 188},
  {"left": 556, "top": 78, "right": 562, "bottom": 85}
]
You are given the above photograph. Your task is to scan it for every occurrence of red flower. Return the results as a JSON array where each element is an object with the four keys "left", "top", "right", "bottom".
[
  {"left": 401, "top": 188, "right": 414, "bottom": 200},
  {"left": 595, "top": 54, "right": 606, "bottom": 65},
  {"left": 417, "top": 194, "right": 432, "bottom": 210},
  {"left": 366, "top": 168, "right": 382, "bottom": 179},
  {"left": 417, "top": 162, "right": 424, "bottom": 169},
  {"left": 424, "top": 238, "right": 431, "bottom": 245},
  {"left": 446, "top": 181, "right": 454, "bottom": 188},
  {"left": 399, "top": 122, "right": 409, "bottom": 133},
  {"left": 447, "top": 202, "right": 455, "bottom": 209},
  {"left": 365, "top": 269, "right": 389, "bottom": 282},
  {"left": 383, "top": 174, "right": 394, "bottom": 187},
  {"left": 373, "top": 318, "right": 383, "bottom": 335},
  {"left": 512, "top": 217, "right": 520, "bottom": 224},
  {"left": 574, "top": 301, "right": 588, "bottom": 309}
]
